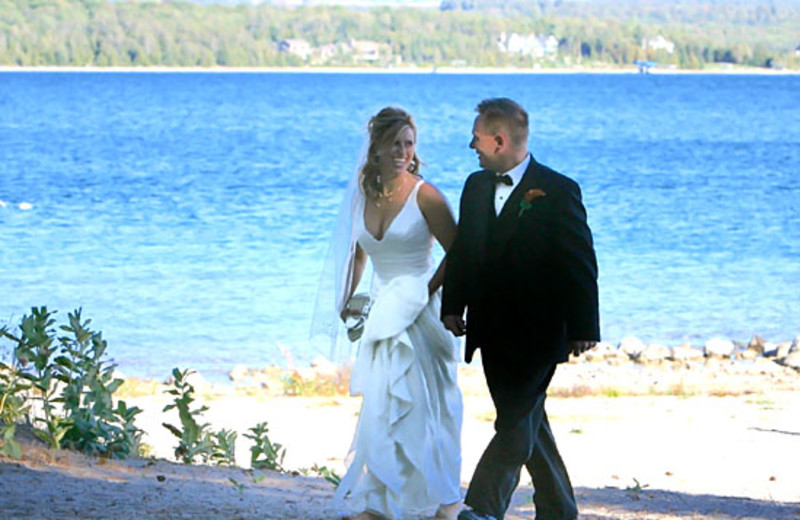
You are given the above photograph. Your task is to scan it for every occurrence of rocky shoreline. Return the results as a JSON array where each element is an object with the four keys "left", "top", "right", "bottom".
[
  {"left": 193, "top": 334, "right": 800, "bottom": 401},
  {"left": 4, "top": 334, "right": 799, "bottom": 520}
]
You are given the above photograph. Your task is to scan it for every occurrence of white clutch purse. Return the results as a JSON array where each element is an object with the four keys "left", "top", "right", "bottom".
[{"left": 344, "top": 293, "right": 372, "bottom": 342}]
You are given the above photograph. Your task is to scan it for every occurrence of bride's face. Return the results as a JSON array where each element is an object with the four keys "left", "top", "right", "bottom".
[{"left": 377, "top": 125, "right": 416, "bottom": 175}]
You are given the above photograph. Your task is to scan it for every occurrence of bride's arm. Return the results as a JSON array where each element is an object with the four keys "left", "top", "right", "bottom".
[
  {"left": 340, "top": 243, "right": 368, "bottom": 322},
  {"left": 418, "top": 183, "right": 457, "bottom": 296}
]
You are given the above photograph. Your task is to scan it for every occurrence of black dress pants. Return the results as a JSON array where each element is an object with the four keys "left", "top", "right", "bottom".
[{"left": 465, "top": 358, "right": 577, "bottom": 520}]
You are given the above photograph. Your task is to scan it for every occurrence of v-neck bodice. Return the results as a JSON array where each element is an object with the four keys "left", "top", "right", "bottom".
[{"left": 356, "top": 180, "right": 434, "bottom": 285}]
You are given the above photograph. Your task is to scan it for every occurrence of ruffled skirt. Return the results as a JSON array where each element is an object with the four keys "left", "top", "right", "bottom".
[{"left": 334, "top": 276, "right": 463, "bottom": 519}]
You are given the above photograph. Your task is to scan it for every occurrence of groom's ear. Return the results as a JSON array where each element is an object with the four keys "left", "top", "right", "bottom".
[{"left": 494, "top": 134, "right": 504, "bottom": 149}]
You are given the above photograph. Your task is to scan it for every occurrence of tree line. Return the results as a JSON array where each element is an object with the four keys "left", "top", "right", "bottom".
[{"left": 0, "top": 0, "right": 798, "bottom": 69}]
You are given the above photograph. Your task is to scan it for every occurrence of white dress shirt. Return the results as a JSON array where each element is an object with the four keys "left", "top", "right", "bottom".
[{"left": 494, "top": 154, "right": 531, "bottom": 215}]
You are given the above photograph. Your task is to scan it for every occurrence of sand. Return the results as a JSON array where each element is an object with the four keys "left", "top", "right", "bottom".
[{"left": 2, "top": 365, "right": 800, "bottom": 520}]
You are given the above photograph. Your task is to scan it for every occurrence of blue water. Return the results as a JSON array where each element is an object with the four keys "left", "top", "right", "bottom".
[{"left": 1, "top": 72, "right": 798, "bottom": 381}]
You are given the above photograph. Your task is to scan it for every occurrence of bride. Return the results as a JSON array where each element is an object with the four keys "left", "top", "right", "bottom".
[{"left": 330, "top": 107, "right": 463, "bottom": 520}]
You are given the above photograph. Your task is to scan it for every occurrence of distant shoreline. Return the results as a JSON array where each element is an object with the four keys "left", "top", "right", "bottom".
[{"left": 1, "top": 65, "right": 798, "bottom": 75}]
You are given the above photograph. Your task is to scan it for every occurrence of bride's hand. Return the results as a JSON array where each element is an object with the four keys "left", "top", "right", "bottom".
[
  {"left": 341, "top": 294, "right": 369, "bottom": 322},
  {"left": 340, "top": 308, "right": 364, "bottom": 322}
]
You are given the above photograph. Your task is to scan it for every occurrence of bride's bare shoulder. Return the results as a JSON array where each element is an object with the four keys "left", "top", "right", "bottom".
[
  {"left": 417, "top": 181, "right": 455, "bottom": 222},
  {"left": 417, "top": 181, "right": 447, "bottom": 206}
]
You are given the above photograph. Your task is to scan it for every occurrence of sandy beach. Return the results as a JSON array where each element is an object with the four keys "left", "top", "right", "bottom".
[{"left": 2, "top": 361, "right": 800, "bottom": 520}]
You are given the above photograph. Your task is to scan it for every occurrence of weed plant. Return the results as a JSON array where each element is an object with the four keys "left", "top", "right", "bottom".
[
  {"left": 162, "top": 368, "right": 216, "bottom": 464},
  {"left": 281, "top": 370, "right": 348, "bottom": 396},
  {"left": 244, "top": 421, "right": 286, "bottom": 472},
  {"left": 210, "top": 429, "right": 238, "bottom": 466},
  {"left": 626, "top": 477, "right": 650, "bottom": 500},
  {"left": 162, "top": 368, "right": 237, "bottom": 466},
  {"left": 0, "top": 307, "right": 143, "bottom": 458},
  {"left": 305, "top": 463, "right": 342, "bottom": 487},
  {"left": 0, "top": 328, "right": 30, "bottom": 458},
  {"left": 3, "top": 312, "right": 341, "bottom": 486}
]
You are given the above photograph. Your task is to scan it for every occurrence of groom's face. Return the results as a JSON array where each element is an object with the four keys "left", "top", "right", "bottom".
[{"left": 470, "top": 115, "right": 501, "bottom": 172}]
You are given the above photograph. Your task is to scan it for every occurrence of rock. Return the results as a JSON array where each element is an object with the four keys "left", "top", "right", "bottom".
[
  {"left": 748, "top": 334, "right": 767, "bottom": 351},
  {"left": 607, "top": 347, "right": 632, "bottom": 364},
  {"left": 773, "top": 342, "right": 793, "bottom": 359},
  {"left": 745, "top": 335, "right": 767, "bottom": 357},
  {"left": 752, "top": 357, "right": 784, "bottom": 375},
  {"left": 671, "top": 343, "right": 704, "bottom": 362},
  {"left": 619, "top": 337, "right": 646, "bottom": 360},
  {"left": 583, "top": 342, "right": 614, "bottom": 362},
  {"left": 791, "top": 335, "right": 800, "bottom": 353},
  {"left": 739, "top": 349, "right": 761, "bottom": 361},
  {"left": 581, "top": 350, "right": 603, "bottom": 363},
  {"left": 780, "top": 352, "right": 800, "bottom": 371},
  {"left": 229, "top": 364, "right": 249, "bottom": 382},
  {"left": 704, "top": 338, "right": 735, "bottom": 358},
  {"left": 638, "top": 344, "right": 671, "bottom": 363}
]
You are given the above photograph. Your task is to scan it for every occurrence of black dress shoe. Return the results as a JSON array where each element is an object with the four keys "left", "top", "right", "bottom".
[{"left": 457, "top": 510, "right": 497, "bottom": 520}]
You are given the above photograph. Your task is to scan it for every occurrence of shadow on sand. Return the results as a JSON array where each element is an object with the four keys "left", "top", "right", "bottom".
[
  {"left": 505, "top": 485, "right": 800, "bottom": 520},
  {"left": 3, "top": 455, "right": 800, "bottom": 520}
]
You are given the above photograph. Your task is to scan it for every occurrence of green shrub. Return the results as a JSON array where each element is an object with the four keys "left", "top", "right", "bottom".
[
  {"left": 162, "top": 368, "right": 216, "bottom": 464},
  {"left": 162, "top": 368, "right": 238, "bottom": 466},
  {"left": 1, "top": 307, "right": 143, "bottom": 458},
  {"left": 55, "top": 310, "right": 143, "bottom": 457},
  {"left": 244, "top": 421, "right": 285, "bottom": 472},
  {"left": 0, "top": 333, "right": 31, "bottom": 458},
  {"left": 210, "top": 428, "right": 238, "bottom": 466},
  {"left": 308, "top": 463, "right": 341, "bottom": 487}
]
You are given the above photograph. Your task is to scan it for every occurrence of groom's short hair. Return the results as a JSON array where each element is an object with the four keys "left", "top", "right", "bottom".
[{"left": 476, "top": 98, "right": 529, "bottom": 149}]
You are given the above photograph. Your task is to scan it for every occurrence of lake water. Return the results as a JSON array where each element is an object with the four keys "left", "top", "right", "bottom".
[{"left": 1, "top": 71, "right": 798, "bottom": 382}]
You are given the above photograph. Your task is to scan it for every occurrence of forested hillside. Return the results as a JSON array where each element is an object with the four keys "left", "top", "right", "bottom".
[{"left": 1, "top": 0, "right": 797, "bottom": 69}]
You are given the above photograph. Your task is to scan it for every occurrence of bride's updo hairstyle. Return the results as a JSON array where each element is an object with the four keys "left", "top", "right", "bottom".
[{"left": 360, "top": 107, "right": 421, "bottom": 199}]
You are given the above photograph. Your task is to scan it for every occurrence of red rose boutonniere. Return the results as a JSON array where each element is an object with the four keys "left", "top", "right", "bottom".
[{"left": 518, "top": 188, "right": 546, "bottom": 217}]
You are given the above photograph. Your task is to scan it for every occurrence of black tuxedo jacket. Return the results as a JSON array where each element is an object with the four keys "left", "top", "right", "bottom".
[{"left": 442, "top": 155, "right": 600, "bottom": 376}]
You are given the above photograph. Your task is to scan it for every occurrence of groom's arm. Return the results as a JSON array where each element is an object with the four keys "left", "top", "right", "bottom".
[
  {"left": 441, "top": 176, "right": 479, "bottom": 335},
  {"left": 554, "top": 178, "right": 600, "bottom": 343},
  {"left": 441, "top": 233, "right": 467, "bottom": 336},
  {"left": 441, "top": 243, "right": 467, "bottom": 337},
  {"left": 441, "top": 230, "right": 467, "bottom": 322}
]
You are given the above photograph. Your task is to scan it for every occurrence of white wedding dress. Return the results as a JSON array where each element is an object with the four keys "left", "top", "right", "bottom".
[{"left": 334, "top": 180, "right": 463, "bottom": 519}]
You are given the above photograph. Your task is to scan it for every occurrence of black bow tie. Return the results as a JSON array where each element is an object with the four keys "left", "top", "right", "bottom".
[{"left": 493, "top": 174, "right": 513, "bottom": 186}]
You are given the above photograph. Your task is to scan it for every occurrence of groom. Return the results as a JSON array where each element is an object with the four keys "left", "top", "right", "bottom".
[{"left": 442, "top": 98, "right": 599, "bottom": 520}]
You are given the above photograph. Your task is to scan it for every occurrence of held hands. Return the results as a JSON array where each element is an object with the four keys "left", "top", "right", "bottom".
[
  {"left": 569, "top": 340, "right": 596, "bottom": 357},
  {"left": 442, "top": 315, "right": 466, "bottom": 337}
]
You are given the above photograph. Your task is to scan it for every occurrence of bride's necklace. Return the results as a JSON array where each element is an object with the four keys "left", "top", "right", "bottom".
[
  {"left": 376, "top": 175, "right": 405, "bottom": 203},
  {"left": 379, "top": 184, "right": 397, "bottom": 199}
]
